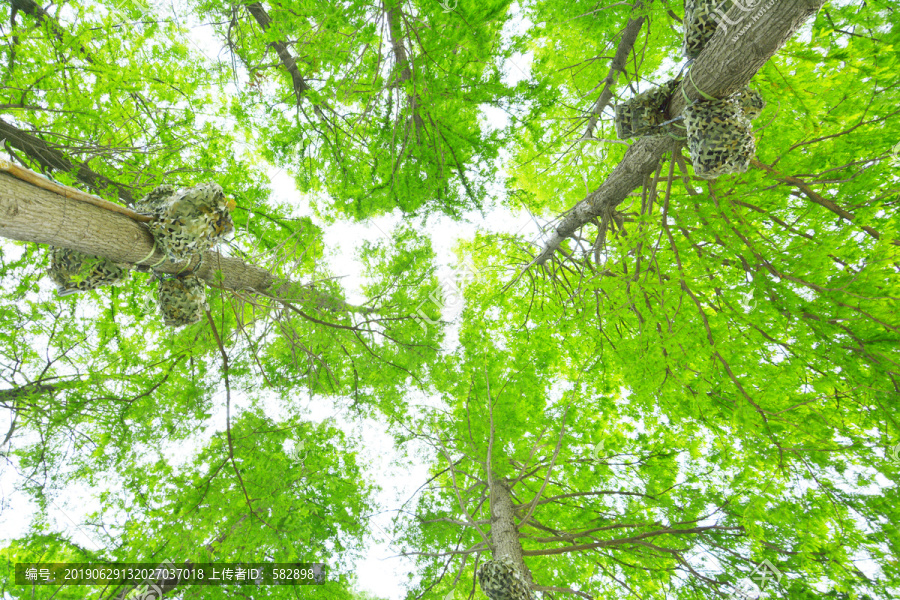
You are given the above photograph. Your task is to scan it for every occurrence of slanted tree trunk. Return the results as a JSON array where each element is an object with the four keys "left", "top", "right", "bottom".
[
  {"left": 535, "top": 0, "right": 827, "bottom": 265},
  {"left": 0, "top": 166, "right": 371, "bottom": 313}
]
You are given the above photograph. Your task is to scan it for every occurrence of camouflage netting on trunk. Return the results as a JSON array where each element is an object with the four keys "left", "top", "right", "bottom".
[
  {"left": 683, "top": 0, "right": 730, "bottom": 59},
  {"left": 135, "top": 184, "right": 176, "bottom": 215},
  {"left": 614, "top": 79, "right": 679, "bottom": 139},
  {"left": 732, "top": 87, "right": 765, "bottom": 121},
  {"left": 136, "top": 182, "right": 235, "bottom": 261},
  {"left": 156, "top": 275, "right": 208, "bottom": 327},
  {"left": 477, "top": 556, "right": 534, "bottom": 600},
  {"left": 47, "top": 247, "right": 131, "bottom": 296},
  {"left": 684, "top": 96, "right": 756, "bottom": 179}
]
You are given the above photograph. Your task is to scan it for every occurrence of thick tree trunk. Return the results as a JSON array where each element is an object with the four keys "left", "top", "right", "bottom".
[
  {"left": 0, "top": 168, "right": 370, "bottom": 313},
  {"left": 535, "top": 0, "right": 827, "bottom": 265},
  {"left": 383, "top": 0, "right": 425, "bottom": 142},
  {"left": 490, "top": 476, "right": 533, "bottom": 586}
]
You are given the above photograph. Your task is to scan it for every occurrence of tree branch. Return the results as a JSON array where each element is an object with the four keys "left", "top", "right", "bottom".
[
  {"left": 0, "top": 118, "right": 135, "bottom": 205},
  {"left": 243, "top": 2, "right": 311, "bottom": 102},
  {"left": 582, "top": 1, "right": 647, "bottom": 140},
  {"left": 520, "top": 524, "right": 743, "bottom": 556},
  {"left": 0, "top": 168, "right": 369, "bottom": 314},
  {"left": 750, "top": 158, "right": 898, "bottom": 245}
]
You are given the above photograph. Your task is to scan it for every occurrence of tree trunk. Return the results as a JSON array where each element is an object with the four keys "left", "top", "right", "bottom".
[
  {"left": 490, "top": 476, "right": 533, "bottom": 585},
  {"left": 383, "top": 0, "right": 425, "bottom": 142},
  {"left": 535, "top": 0, "right": 827, "bottom": 264},
  {"left": 0, "top": 168, "right": 370, "bottom": 313}
]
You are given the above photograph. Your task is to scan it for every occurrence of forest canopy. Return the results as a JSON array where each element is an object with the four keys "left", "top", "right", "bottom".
[{"left": 0, "top": 1, "right": 898, "bottom": 599}]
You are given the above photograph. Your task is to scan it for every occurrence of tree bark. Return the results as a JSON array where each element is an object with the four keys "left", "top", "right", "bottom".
[
  {"left": 10, "top": 0, "right": 95, "bottom": 63},
  {"left": 535, "top": 0, "right": 827, "bottom": 265},
  {"left": 0, "top": 168, "right": 370, "bottom": 313},
  {"left": 490, "top": 476, "right": 533, "bottom": 586},
  {"left": 383, "top": 0, "right": 425, "bottom": 143}
]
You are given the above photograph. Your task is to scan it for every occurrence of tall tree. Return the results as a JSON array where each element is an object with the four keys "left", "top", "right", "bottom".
[
  {"left": 0, "top": 3, "right": 441, "bottom": 593},
  {"left": 389, "top": 282, "right": 899, "bottom": 598},
  {"left": 192, "top": 0, "right": 521, "bottom": 219},
  {"left": 493, "top": 0, "right": 900, "bottom": 495}
]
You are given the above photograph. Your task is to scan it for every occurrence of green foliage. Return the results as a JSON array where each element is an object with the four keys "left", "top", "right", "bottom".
[
  {"left": 1, "top": 1, "right": 899, "bottom": 599},
  {"left": 195, "top": 0, "right": 518, "bottom": 220}
]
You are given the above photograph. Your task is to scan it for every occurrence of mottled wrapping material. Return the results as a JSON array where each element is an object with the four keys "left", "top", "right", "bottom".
[
  {"left": 684, "top": 0, "right": 730, "bottom": 59},
  {"left": 684, "top": 95, "right": 756, "bottom": 179},
  {"left": 156, "top": 275, "right": 208, "bottom": 327},
  {"left": 136, "top": 182, "right": 235, "bottom": 261},
  {"left": 732, "top": 87, "right": 765, "bottom": 121},
  {"left": 477, "top": 556, "right": 534, "bottom": 600},
  {"left": 615, "top": 80, "right": 679, "bottom": 139},
  {"left": 48, "top": 247, "right": 130, "bottom": 296}
]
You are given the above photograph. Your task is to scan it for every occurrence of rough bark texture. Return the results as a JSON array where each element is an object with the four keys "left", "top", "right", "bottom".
[
  {"left": 10, "top": 0, "right": 94, "bottom": 62},
  {"left": 0, "top": 171, "right": 366, "bottom": 312},
  {"left": 535, "top": 0, "right": 827, "bottom": 265},
  {"left": 0, "top": 383, "right": 57, "bottom": 406},
  {"left": 1, "top": 160, "right": 150, "bottom": 221},
  {"left": 384, "top": 0, "right": 425, "bottom": 142},
  {"left": 490, "top": 477, "right": 533, "bottom": 586}
]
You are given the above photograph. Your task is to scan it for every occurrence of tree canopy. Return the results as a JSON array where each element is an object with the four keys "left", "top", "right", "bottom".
[{"left": 0, "top": 1, "right": 897, "bottom": 599}]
